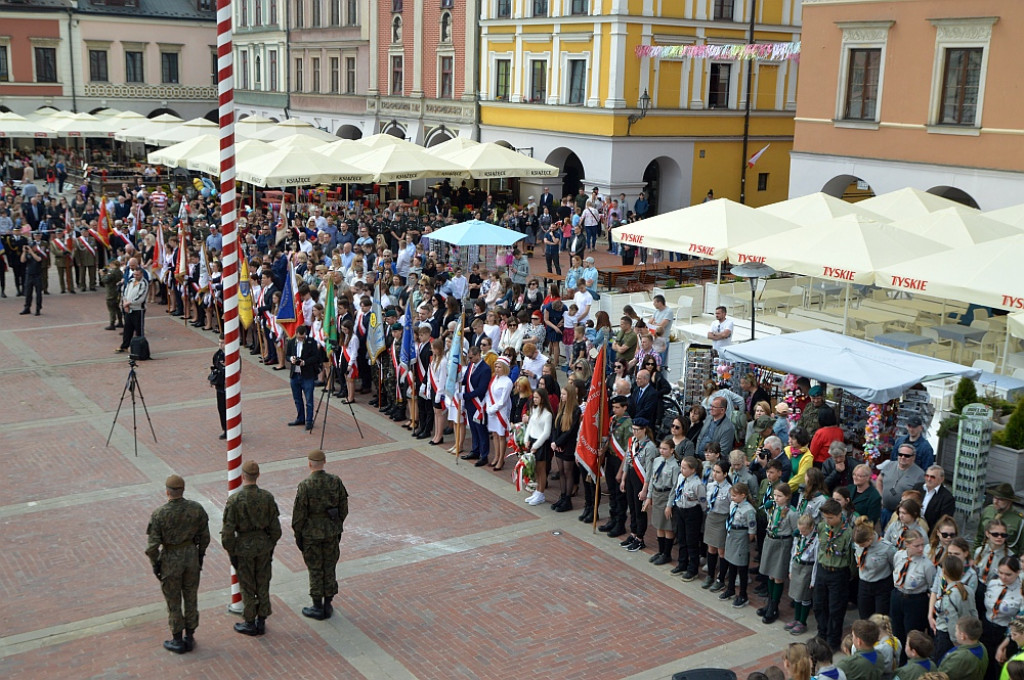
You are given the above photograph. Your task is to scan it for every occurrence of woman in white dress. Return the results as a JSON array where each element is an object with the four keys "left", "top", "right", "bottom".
[
  {"left": 486, "top": 357, "right": 514, "bottom": 470},
  {"left": 427, "top": 337, "right": 449, "bottom": 446}
]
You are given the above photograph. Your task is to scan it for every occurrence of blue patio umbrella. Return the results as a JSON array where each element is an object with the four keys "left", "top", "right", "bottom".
[{"left": 427, "top": 219, "right": 524, "bottom": 247}]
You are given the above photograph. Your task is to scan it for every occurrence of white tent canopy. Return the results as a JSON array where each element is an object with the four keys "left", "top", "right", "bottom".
[
  {"left": 115, "top": 113, "right": 183, "bottom": 142},
  {"left": 0, "top": 112, "right": 57, "bottom": 138},
  {"left": 758, "top": 192, "right": 889, "bottom": 226},
  {"left": 889, "top": 206, "right": 1020, "bottom": 248},
  {"left": 858, "top": 187, "right": 976, "bottom": 221},
  {"left": 985, "top": 203, "right": 1024, "bottom": 231},
  {"left": 148, "top": 134, "right": 218, "bottom": 168},
  {"left": 249, "top": 118, "right": 336, "bottom": 142},
  {"left": 441, "top": 142, "right": 558, "bottom": 179},
  {"left": 145, "top": 117, "right": 217, "bottom": 146},
  {"left": 721, "top": 329, "right": 981, "bottom": 403}
]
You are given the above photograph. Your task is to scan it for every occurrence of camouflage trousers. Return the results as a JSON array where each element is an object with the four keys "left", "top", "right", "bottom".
[
  {"left": 301, "top": 538, "right": 341, "bottom": 599},
  {"left": 160, "top": 550, "right": 201, "bottom": 633},
  {"left": 235, "top": 551, "right": 274, "bottom": 621}
]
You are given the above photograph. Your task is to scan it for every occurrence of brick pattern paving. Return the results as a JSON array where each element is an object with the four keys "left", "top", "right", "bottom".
[
  {"left": 0, "top": 597, "right": 366, "bottom": 680},
  {"left": 0, "top": 373, "right": 75, "bottom": 425},
  {"left": 336, "top": 531, "right": 751, "bottom": 680}
]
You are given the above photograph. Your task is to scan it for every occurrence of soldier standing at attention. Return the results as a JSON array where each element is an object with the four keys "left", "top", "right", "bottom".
[
  {"left": 101, "top": 259, "right": 124, "bottom": 331},
  {"left": 292, "top": 449, "right": 349, "bottom": 621},
  {"left": 145, "top": 475, "right": 210, "bottom": 654},
  {"left": 221, "top": 460, "right": 282, "bottom": 636}
]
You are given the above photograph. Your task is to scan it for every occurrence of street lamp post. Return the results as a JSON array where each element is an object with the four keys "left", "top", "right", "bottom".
[
  {"left": 729, "top": 261, "right": 776, "bottom": 341},
  {"left": 627, "top": 89, "right": 651, "bottom": 136}
]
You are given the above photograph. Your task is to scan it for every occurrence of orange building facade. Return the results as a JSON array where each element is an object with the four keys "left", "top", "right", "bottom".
[{"left": 790, "top": 0, "right": 1023, "bottom": 209}]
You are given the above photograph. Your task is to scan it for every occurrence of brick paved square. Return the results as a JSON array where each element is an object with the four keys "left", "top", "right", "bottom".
[
  {"left": 0, "top": 425, "right": 148, "bottom": 505},
  {"left": 0, "top": 338, "right": 30, "bottom": 368},
  {"left": 335, "top": 531, "right": 751, "bottom": 680},
  {"left": 0, "top": 373, "right": 74, "bottom": 425},
  {"left": 5, "top": 289, "right": 111, "bottom": 327},
  {"left": 149, "top": 395, "right": 390, "bottom": 477},
  {"left": 0, "top": 494, "right": 227, "bottom": 638},
  {"left": 27, "top": 313, "right": 216, "bottom": 362},
  {"left": 0, "top": 596, "right": 366, "bottom": 680},
  {"left": 197, "top": 449, "right": 536, "bottom": 574}
]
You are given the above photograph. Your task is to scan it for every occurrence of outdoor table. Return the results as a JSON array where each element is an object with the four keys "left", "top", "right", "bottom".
[
  {"left": 847, "top": 306, "right": 898, "bottom": 325},
  {"left": 934, "top": 324, "right": 988, "bottom": 362},
  {"left": 802, "top": 281, "right": 844, "bottom": 309},
  {"left": 874, "top": 331, "right": 933, "bottom": 351},
  {"left": 976, "top": 371, "right": 1024, "bottom": 402}
]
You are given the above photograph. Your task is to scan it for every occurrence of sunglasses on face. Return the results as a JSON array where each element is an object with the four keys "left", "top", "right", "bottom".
[
  {"left": 897, "top": 453, "right": 914, "bottom": 458},
  {"left": 989, "top": 532, "right": 1008, "bottom": 538},
  {"left": 939, "top": 531, "right": 956, "bottom": 538}
]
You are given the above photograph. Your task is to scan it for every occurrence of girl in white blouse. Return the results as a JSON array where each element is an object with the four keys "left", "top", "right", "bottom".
[
  {"left": 524, "top": 387, "right": 553, "bottom": 506},
  {"left": 427, "top": 337, "right": 449, "bottom": 447}
]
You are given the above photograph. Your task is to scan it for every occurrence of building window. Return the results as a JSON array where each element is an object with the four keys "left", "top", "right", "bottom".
[
  {"left": 391, "top": 55, "right": 403, "bottom": 94},
  {"left": 441, "top": 0, "right": 453, "bottom": 8},
  {"left": 270, "top": 0, "right": 278, "bottom": 23},
  {"left": 330, "top": 0, "right": 341, "bottom": 25},
  {"left": 0, "top": 45, "right": 9, "bottom": 82},
  {"left": 255, "top": 55, "right": 262, "bottom": 85},
  {"left": 161, "top": 52, "right": 180, "bottom": 84},
  {"left": 269, "top": 49, "right": 278, "bottom": 90},
  {"left": 312, "top": 56, "right": 321, "bottom": 92},
  {"left": 713, "top": 0, "right": 734, "bottom": 21},
  {"left": 240, "top": 0, "right": 248, "bottom": 26},
  {"left": 843, "top": 48, "right": 880, "bottom": 120},
  {"left": 439, "top": 55, "right": 453, "bottom": 98},
  {"left": 392, "top": 0, "right": 403, "bottom": 11},
  {"left": 392, "top": 16, "right": 402, "bottom": 43},
  {"left": 757, "top": 173, "right": 769, "bottom": 191},
  {"left": 33, "top": 46, "right": 57, "bottom": 83},
  {"left": 496, "top": 0, "right": 511, "bottom": 17},
  {"left": 346, "top": 0, "right": 357, "bottom": 24},
  {"left": 345, "top": 56, "right": 356, "bottom": 93},
  {"left": 295, "top": 57, "right": 303, "bottom": 92},
  {"left": 533, "top": 0, "right": 548, "bottom": 16},
  {"left": 89, "top": 49, "right": 109, "bottom": 82},
  {"left": 330, "top": 56, "right": 339, "bottom": 92},
  {"left": 567, "top": 59, "right": 585, "bottom": 104},
  {"left": 440, "top": 12, "right": 452, "bottom": 43},
  {"left": 240, "top": 50, "right": 249, "bottom": 89},
  {"left": 199, "top": 0, "right": 212, "bottom": 9},
  {"left": 494, "top": 58, "right": 510, "bottom": 100},
  {"left": 938, "top": 48, "right": 983, "bottom": 126},
  {"left": 255, "top": 0, "right": 262, "bottom": 24},
  {"left": 530, "top": 59, "right": 546, "bottom": 102},
  {"left": 570, "top": 0, "right": 587, "bottom": 15},
  {"left": 125, "top": 50, "right": 144, "bottom": 83},
  {"left": 294, "top": 0, "right": 304, "bottom": 27},
  {"left": 312, "top": 0, "right": 322, "bottom": 26},
  {"left": 708, "top": 63, "right": 731, "bottom": 108},
  {"left": 211, "top": 50, "right": 218, "bottom": 85}
]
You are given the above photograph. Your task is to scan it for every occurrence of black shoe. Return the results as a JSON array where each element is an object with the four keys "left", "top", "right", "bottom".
[
  {"left": 219, "top": 432, "right": 227, "bottom": 440},
  {"left": 648, "top": 552, "right": 663, "bottom": 564},
  {"left": 20, "top": 309, "right": 30, "bottom": 315},
  {"left": 34, "top": 311, "right": 40, "bottom": 316},
  {"left": 234, "top": 620, "right": 260, "bottom": 636},
  {"left": 302, "top": 598, "right": 327, "bottom": 620},
  {"left": 701, "top": 576, "right": 716, "bottom": 589},
  {"left": 460, "top": 453, "right": 480, "bottom": 460},
  {"left": 163, "top": 634, "right": 188, "bottom": 654},
  {"left": 762, "top": 600, "right": 780, "bottom": 624},
  {"left": 255, "top": 617, "right": 266, "bottom": 635},
  {"left": 304, "top": 422, "right": 314, "bottom": 431},
  {"left": 116, "top": 323, "right": 124, "bottom": 328},
  {"left": 718, "top": 590, "right": 736, "bottom": 601},
  {"left": 322, "top": 597, "right": 333, "bottom": 619},
  {"left": 606, "top": 524, "right": 626, "bottom": 538},
  {"left": 578, "top": 509, "right": 593, "bottom": 523},
  {"left": 756, "top": 604, "right": 769, "bottom": 617},
  {"left": 288, "top": 418, "right": 305, "bottom": 426},
  {"left": 555, "top": 498, "right": 572, "bottom": 512},
  {"left": 183, "top": 629, "right": 195, "bottom": 652},
  {"left": 620, "top": 536, "right": 637, "bottom": 548},
  {"left": 681, "top": 571, "right": 699, "bottom": 582},
  {"left": 671, "top": 564, "right": 687, "bottom": 575},
  {"left": 104, "top": 325, "right": 116, "bottom": 330},
  {"left": 474, "top": 458, "right": 489, "bottom": 467},
  {"left": 626, "top": 540, "right": 646, "bottom": 552},
  {"left": 733, "top": 596, "right": 749, "bottom": 608},
  {"left": 598, "top": 521, "right": 614, "bottom": 533},
  {"left": 652, "top": 554, "right": 670, "bottom": 566},
  {"left": 709, "top": 580, "right": 727, "bottom": 593}
]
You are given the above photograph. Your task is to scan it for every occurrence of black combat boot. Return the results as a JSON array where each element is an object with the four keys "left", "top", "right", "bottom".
[
  {"left": 322, "top": 596, "right": 334, "bottom": 619},
  {"left": 183, "top": 629, "right": 195, "bottom": 652},
  {"left": 302, "top": 598, "right": 326, "bottom": 620},
  {"left": 163, "top": 632, "right": 188, "bottom": 653},
  {"left": 255, "top": 616, "right": 266, "bottom": 635},
  {"left": 234, "top": 620, "right": 260, "bottom": 636}
]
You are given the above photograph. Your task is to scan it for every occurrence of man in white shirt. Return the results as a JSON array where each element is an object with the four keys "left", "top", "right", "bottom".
[
  {"left": 117, "top": 262, "right": 149, "bottom": 353},
  {"left": 297, "top": 231, "right": 314, "bottom": 255},
  {"left": 649, "top": 294, "right": 675, "bottom": 364},
  {"left": 572, "top": 280, "right": 594, "bottom": 326},
  {"left": 707, "top": 305, "right": 733, "bottom": 353}
]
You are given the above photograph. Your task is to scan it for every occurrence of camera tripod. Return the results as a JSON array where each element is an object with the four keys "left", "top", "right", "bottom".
[
  {"left": 311, "top": 364, "right": 363, "bottom": 448},
  {"left": 106, "top": 357, "right": 158, "bottom": 456}
]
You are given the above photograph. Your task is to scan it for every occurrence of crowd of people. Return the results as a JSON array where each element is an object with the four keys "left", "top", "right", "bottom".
[{"left": 6, "top": 149, "right": 1024, "bottom": 679}]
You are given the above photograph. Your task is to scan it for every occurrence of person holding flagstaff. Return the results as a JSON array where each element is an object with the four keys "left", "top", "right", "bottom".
[{"left": 599, "top": 395, "right": 631, "bottom": 538}]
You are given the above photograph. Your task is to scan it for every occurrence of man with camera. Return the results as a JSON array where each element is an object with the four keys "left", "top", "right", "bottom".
[
  {"left": 116, "top": 260, "right": 149, "bottom": 353},
  {"left": 286, "top": 325, "right": 322, "bottom": 431},
  {"left": 209, "top": 336, "right": 227, "bottom": 440},
  {"left": 19, "top": 230, "right": 45, "bottom": 316}
]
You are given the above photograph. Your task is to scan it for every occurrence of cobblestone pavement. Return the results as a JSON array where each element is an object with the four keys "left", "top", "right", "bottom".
[{"left": 0, "top": 273, "right": 826, "bottom": 679}]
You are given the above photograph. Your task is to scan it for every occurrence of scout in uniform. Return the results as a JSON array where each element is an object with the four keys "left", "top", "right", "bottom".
[
  {"left": 813, "top": 498, "right": 855, "bottom": 650},
  {"left": 599, "top": 395, "right": 631, "bottom": 539},
  {"left": 720, "top": 482, "right": 757, "bottom": 608},
  {"left": 975, "top": 483, "right": 1023, "bottom": 557}
]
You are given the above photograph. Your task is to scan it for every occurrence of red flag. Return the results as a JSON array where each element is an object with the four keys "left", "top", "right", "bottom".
[
  {"left": 276, "top": 257, "right": 305, "bottom": 339},
  {"left": 575, "top": 344, "right": 609, "bottom": 481},
  {"left": 96, "top": 196, "right": 111, "bottom": 247},
  {"left": 151, "top": 224, "right": 165, "bottom": 279},
  {"left": 747, "top": 143, "right": 771, "bottom": 168},
  {"left": 174, "top": 225, "right": 189, "bottom": 282}
]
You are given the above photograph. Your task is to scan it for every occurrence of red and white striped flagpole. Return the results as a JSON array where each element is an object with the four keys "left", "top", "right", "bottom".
[{"left": 216, "top": 0, "right": 244, "bottom": 613}]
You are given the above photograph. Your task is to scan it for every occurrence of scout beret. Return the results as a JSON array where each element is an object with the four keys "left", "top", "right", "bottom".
[
  {"left": 308, "top": 449, "right": 326, "bottom": 462},
  {"left": 165, "top": 475, "right": 185, "bottom": 490},
  {"left": 384, "top": 308, "right": 398, "bottom": 318},
  {"left": 808, "top": 385, "right": 824, "bottom": 397},
  {"left": 632, "top": 418, "right": 650, "bottom": 428},
  {"left": 610, "top": 395, "right": 628, "bottom": 407},
  {"left": 242, "top": 460, "right": 260, "bottom": 476},
  {"left": 391, "top": 322, "right": 403, "bottom": 332}
]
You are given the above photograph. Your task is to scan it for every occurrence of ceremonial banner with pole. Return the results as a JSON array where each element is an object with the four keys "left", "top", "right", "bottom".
[
  {"left": 575, "top": 344, "right": 608, "bottom": 532},
  {"left": 215, "top": 0, "right": 244, "bottom": 614}
]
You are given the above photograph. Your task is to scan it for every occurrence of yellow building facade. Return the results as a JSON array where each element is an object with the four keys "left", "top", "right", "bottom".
[{"left": 478, "top": 0, "right": 802, "bottom": 212}]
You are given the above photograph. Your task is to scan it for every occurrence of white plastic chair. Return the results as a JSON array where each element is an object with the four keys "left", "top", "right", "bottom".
[
  {"left": 1012, "top": 368, "right": 1024, "bottom": 380},
  {"left": 971, "top": 359, "right": 996, "bottom": 373},
  {"left": 675, "top": 295, "right": 695, "bottom": 323}
]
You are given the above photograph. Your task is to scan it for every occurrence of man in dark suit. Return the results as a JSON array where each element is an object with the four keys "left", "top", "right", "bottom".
[
  {"left": 628, "top": 369, "right": 659, "bottom": 426},
  {"left": 285, "top": 325, "right": 322, "bottom": 430},
  {"left": 538, "top": 187, "right": 555, "bottom": 214},
  {"left": 917, "top": 465, "right": 956, "bottom": 529},
  {"left": 568, "top": 224, "right": 586, "bottom": 262},
  {"left": 23, "top": 196, "right": 43, "bottom": 230},
  {"left": 460, "top": 346, "right": 491, "bottom": 464}
]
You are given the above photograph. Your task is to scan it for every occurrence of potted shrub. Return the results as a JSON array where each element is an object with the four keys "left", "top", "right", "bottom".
[
  {"left": 987, "top": 398, "right": 1024, "bottom": 490},
  {"left": 937, "top": 378, "right": 978, "bottom": 477}
]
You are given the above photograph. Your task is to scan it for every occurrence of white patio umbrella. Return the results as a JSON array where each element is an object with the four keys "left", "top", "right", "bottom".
[
  {"left": 25, "top": 107, "right": 62, "bottom": 121},
  {"left": 343, "top": 143, "right": 469, "bottom": 182},
  {"left": 731, "top": 214, "right": 949, "bottom": 332},
  {"left": 442, "top": 142, "right": 558, "bottom": 179},
  {"left": 889, "top": 206, "right": 1020, "bottom": 248},
  {"left": 147, "top": 134, "right": 218, "bottom": 169},
  {"left": 44, "top": 112, "right": 116, "bottom": 138},
  {"left": 313, "top": 139, "right": 359, "bottom": 162},
  {"left": 759, "top": 191, "right": 889, "bottom": 226},
  {"left": 234, "top": 116, "right": 278, "bottom": 139},
  {"left": 269, "top": 134, "right": 332, "bottom": 152},
  {"left": 424, "top": 136, "right": 480, "bottom": 159},
  {"left": 235, "top": 147, "right": 373, "bottom": 187},
  {"left": 858, "top": 187, "right": 977, "bottom": 221},
  {"left": 105, "top": 110, "right": 147, "bottom": 129},
  {"left": 115, "top": 113, "right": 183, "bottom": 142},
  {"left": 0, "top": 112, "right": 57, "bottom": 138},
  {"left": 186, "top": 138, "right": 277, "bottom": 175},
  {"left": 350, "top": 133, "right": 417, "bottom": 151},
  {"left": 145, "top": 117, "right": 218, "bottom": 146},
  {"left": 91, "top": 107, "right": 124, "bottom": 118},
  {"left": 985, "top": 203, "right": 1024, "bottom": 231},
  {"left": 611, "top": 198, "right": 800, "bottom": 261},
  {"left": 250, "top": 118, "right": 336, "bottom": 142}
]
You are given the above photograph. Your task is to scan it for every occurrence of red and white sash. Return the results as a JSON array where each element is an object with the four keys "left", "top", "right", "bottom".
[
  {"left": 629, "top": 437, "right": 647, "bottom": 483},
  {"left": 487, "top": 378, "right": 508, "bottom": 430}
]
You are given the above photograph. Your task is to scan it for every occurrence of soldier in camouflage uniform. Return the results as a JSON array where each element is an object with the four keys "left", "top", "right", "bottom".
[
  {"left": 292, "top": 449, "right": 349, "bottom": 620},
  {"left": 145, "top": 474, "right": 210, "bottom": 654},
  {"left": 101, "top": 260, "right": 123, "bottom": 330},
  {"left": 221, "top": 460, "right": 282, "bottom": 636}
]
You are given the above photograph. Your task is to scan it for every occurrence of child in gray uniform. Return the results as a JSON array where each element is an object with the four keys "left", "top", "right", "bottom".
[
  {"left": 786, "top": 513, "right": 818, "bottom": 635},
  {"left": 720, "top": 482, "right": 757, "bottom": 608}
]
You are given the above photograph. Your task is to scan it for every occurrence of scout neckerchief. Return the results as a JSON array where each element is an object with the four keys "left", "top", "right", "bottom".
[
  {"left": 822, "top": 522, "right": 846, "bottom": 559},
  {"left": 992, "top": 585, "right": 1008, "bottom": 619},
  {"left": 726, "top": 501, "right": 739, "bottom": 532},
  {"left": 896, "top": 525, "right": 910, "bottom": 550},
  {"left": 673, "top": 473, "right": 689, "bottom": 505},
  {"left": 708, "top": 481, "right": 721, "bottom": 510},
  {"left": 931, "top": 544, "right": 946, "bottom": 567},
  {"left": 895, "top": 557, "right": 911, "bottom": 588},
  {"left": 768, "top": 505, "right": 788, "bottom": 539},
  {"left": 761, "top": 483, "right": 774, "bottom": 513},
  {"left": 792, "top": 533, "right": 815, "bottom": 564}
]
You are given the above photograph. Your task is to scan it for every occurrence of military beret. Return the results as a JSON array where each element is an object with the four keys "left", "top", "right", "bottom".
[
  {"left": 308, "top": 449, "right": 326, "bottom": 462},
  {"left": 808, "top": 385, "right": 824, "bottom": 397},
  {"left": 242, "top": 460, "right": 260, "bottom": 476},
  {"left": 610, "top": 395, "right": 628, "bottom": 407},
  {"left": 384, "top": 308, "right": 398, "bottom": 318},
  {"left": 165, "top": 474, "right": 185, "bottom": 490},
  {"left": 632, "top": 418, "right": 650, "bottom": 429},
  {"left": 390, "top": 322, "right": 403, "bottom": 332}
]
